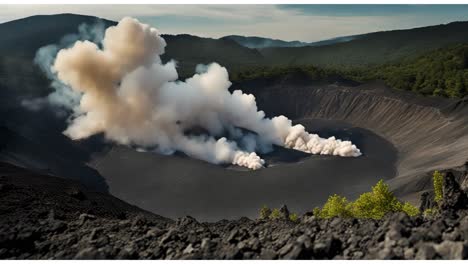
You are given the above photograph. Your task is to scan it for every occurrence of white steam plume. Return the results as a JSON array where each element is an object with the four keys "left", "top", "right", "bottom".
[
  {"left": 48, "top": 17, "right": 361, "bottom": 169},
  {"left": 22, "top": 20, "right": 106, "bottom": 114}
]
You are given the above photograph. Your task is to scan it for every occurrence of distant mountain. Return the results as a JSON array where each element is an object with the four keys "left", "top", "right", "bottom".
[
  {"left": 221, "top": 35, "right": 311, "bottom": 49},
  {"left": 260, "top": 21, "right": 468, "bottom": 68},
  {"left": 0, "top": 14, "right": 116, "bottom": 58},
  {"left": 161, "top": 34, "right": 264, "bottom": 77},
  {"left": 221, "top": 34, "right": 365, "bottom": 49},
  {"left": 308, "top": 34, "right": 366, "bottom": 47},
  {"left": 0, "top": 14, "right": 264, "bottom": 79},
  {"left": 2, "top": 14, "right": 468, "bottom": 83}
]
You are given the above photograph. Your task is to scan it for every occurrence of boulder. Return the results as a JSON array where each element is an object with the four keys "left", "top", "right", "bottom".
[
  {"left": 415, "top": 243, "right": 437, "bottom": 260},
  {"left": 440, "top": 172, "right": 468, "bottom": 211},
  {"left": 419, "top": 191, "right": 436, "bottom": 212},
  {"left": 434, "top": 241, "right": 468, "bottom": 259},
  {"left": 279, "top": 205, "right": 290, "bottom": 220}
]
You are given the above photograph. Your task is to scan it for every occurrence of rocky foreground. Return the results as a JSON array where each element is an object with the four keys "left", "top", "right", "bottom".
[{"left": 0, "top": 162, "right": 467, "bottom": 260}]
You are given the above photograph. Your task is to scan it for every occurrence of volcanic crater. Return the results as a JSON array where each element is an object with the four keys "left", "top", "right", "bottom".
[
  {"left": 73, "top": 73, "right": 467, "bottom": 222},
  {"left": 1, "top": 71, "right": 467, "bottom": 222}
]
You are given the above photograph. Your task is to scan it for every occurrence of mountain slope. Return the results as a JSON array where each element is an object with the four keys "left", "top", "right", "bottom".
[
  {"left": 346, "top": 43, "right": 468, "bottom": 98},
  {"left": 222, "top": 34, "right": 364, "bottom": 49},
  {"left": 0, "top": 14, "right": 264, "bottom": 80},
  {"left": 3, "top": 14, "right": 468, "bottom": 74},
  {"left": 0, "top": 14, "right": 116, "bottom": 58},
  {"left": 161, "top": 34, "right": 264, "bottom": 77},
  {"left": 260, "top": 21, "right": 468, "bottom": 68},
  {"left": 221, "top": 35, "right": 311, "bottom": 49}
]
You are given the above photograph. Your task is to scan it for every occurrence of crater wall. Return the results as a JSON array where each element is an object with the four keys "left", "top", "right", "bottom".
[{"left": 234, "top": 76, "right": 468, "bottom": 199}]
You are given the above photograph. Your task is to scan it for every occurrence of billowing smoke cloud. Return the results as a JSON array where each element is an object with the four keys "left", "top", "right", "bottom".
[
  {"left": 43, "top": 17, "right": 361, "bottom": 169},
  {"left": 22, "top": 20, "right": 105, "bottom": 113}
]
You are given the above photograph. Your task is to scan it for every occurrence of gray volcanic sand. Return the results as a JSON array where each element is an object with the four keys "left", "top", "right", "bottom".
[{"left": 90, "top": 118, "right": 397, "bottom": 222}]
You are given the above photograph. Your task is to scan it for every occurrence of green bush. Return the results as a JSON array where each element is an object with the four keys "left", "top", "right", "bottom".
[
  {"left": 259, "top": 205, "right": 271, "bottom": 220},
  {"left": 259, "top": 206, "right": 300, "bottom": 222},
  {"left": 315, "top": 194, "right": 352, "bottom": 219},
  {"left": 423, "top": 208, "right": 438, "bottom": 218},
  {"left": 313, "top": 207, "right": 321, "bottom": 217},
  {"left": 402, "top": 202, "right": 420, "bottom": 217},
  {"left": 269, "top": 208, "right": 281, "bottom": 220},
  {"left": 289, "top": 213, "right": 299, "bottom": 222},
  {"left": 315, "top": 180, "right": 419, "bottom": 219},
  {"left": 350, "top": 180, "right": 404, "bottom": 219},
  {"left": 433, "top": 170, "right": 444, "bottom": 203}
]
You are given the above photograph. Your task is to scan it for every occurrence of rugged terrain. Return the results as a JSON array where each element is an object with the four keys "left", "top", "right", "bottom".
[
  {"left": 0, "top": 13, "right": 468, "bottom": 259},
  {"left": 1, "top": 161, "right": 467, "bottom": 259}
]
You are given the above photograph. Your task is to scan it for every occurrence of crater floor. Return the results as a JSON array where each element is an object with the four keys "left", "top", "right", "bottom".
[{"left": 90, "top": 119, "right": 397, "bottom": 221}]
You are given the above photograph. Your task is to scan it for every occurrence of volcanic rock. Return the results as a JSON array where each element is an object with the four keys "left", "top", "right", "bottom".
[{"left": 441, "top": 172, "right": 468, "bottom": 211}]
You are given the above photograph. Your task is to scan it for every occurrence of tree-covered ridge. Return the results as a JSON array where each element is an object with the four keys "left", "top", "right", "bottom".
[
  {"left": 2, "top": 14, "right": 468, "bottom": 99},
  {"left": 229, "top": 65, "right": 340, "bottom": 82},
  {"left": 232, "top": 44, "right": 468, "bottom": 98},
  {"left": 348, "top": 44, "right": 468, "bottom": 98},
  {"left": 260, "top": 21, "right": 468, "bottom": 69}
]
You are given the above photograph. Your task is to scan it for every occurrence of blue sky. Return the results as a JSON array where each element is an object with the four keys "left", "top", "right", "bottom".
[{"left": 1, "top": 5, "right": 468, "bottom": 42}]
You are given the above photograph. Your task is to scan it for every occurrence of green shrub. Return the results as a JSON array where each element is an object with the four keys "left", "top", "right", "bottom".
[
  {"left": 289, "top": 213, "right": 299, "bottom": 222},
  {"left": 433, "top": 170, "right": 444, "bottom": 203},
  {"left": 350, "top": 180, "right": 403, "bottom": 219},
  {"left": 402, "top": 202, "right": 420, "bottom": 217},
  {"left": 315, "top": 194, "right": 352, "bottom": 219},
  {"left": 313, "top": 207, "right": 321, "bottom": 217},
  {"left": 315, "top": 180, "right": 419, "bottom": 219},
  {"left": 269, "top": 208, "right": 281, "bottom": 220},
  {"left": 423, "top": 208, "right": 438, "bottom": 218},
  {"left": 259, "top": 205, "right": 271, "bottom": 220}
]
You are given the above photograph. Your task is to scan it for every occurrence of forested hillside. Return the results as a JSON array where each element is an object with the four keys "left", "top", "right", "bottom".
[
  {"left": 346, "top": 44, "right": 468, "bottom": 98},
  {"left": 259, "top": 21, "right": 468, "bottom": 69},
  {"left": 232, "top": 44, "right": 468, "bottom": 98},
  {"left": 1, "top": 14, "right": 468, "bottom": 98}
]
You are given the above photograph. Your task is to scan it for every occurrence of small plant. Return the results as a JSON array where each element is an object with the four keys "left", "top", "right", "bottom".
[
  {"left": 402, "top": 202, "right": 420, "bottom": 217},
  {"left": 316, "top": 194, "right": 352, "bottom": 219},
  {"left": 289, "top": 213, "right": 299, "bottom": 222},
  {"left": 313, "top": 207, "right": 321, "bottom": 217},
  {"left": 433, "top": 170, "right": 444, "bottom": 203},
  {"left": 423, "top": 208, "right": 438, "bottom": 218},
  {"left": 351, "top": 180, "right": 403, "bottom": 219},
  {"left": 269, "top": 208, "right": 281, "bottom": 220},
  {"left": 259, "top": 205, "right": 271, "bottom": 220},
  {"left": 315, "top": 180, "right": 420, "bottom": 219}
]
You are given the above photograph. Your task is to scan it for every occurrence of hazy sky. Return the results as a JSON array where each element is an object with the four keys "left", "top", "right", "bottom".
[{"left": 1, "top": 4, "right": 468, "bottom": 42}]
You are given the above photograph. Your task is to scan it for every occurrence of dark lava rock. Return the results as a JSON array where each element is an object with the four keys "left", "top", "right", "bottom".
[
  {"left": 419, "top": 191, "right": 436, "bottom": 212},
  {"left": 279, "top": 205, "right": 290, "bottom": 220},
  {"left": 66, "top": 188, "right": 86, "bottom": 201},
  {"left": 2, "top": 161, "right": 468, "bottom": 260},
  {"left": 283, "top": 243, "right": 308, "bottom": 259},
  {"left": 415, "top": 244, "right": 437, "bottom": 260},
  {"left": 313, "top": 236, "right": 342, "bottom": 259},
  {"left": 434, "top": 241, "right": 468, "bottom": 259},
  {"left": 74, "top": 247, "right": 105, "bottom": 260},
  {"left": 441, "top": 172, "right": 468, "bottom": 211},
  {"left": 78, "top": 213, "right": 96, "bottom": 225}
]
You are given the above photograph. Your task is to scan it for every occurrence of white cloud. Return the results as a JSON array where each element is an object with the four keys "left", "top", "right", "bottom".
[{"left": 0, "top": 5, "right": 466, "bottom": 42}]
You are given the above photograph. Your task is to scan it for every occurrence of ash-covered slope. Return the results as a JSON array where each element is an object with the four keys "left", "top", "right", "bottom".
[
  {"left": 0, "top": 162, "right": 168, "bottom": 222},
  {"left": 232, "top": 74, "right": 468, "bottom": 200},
  {"left": 0, "top": 126, "right": 108, "bottom": 192}
]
